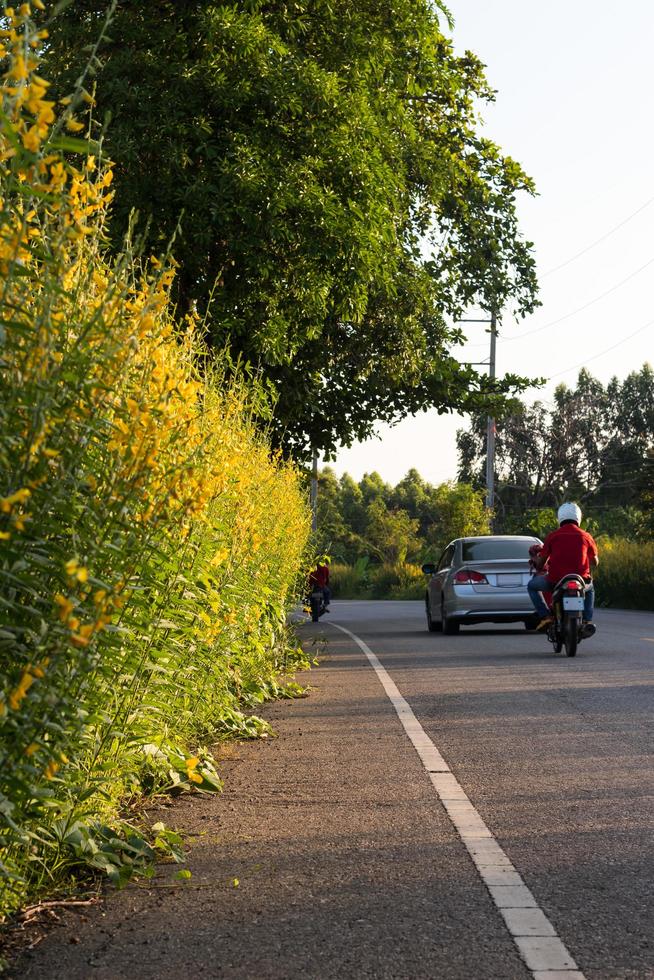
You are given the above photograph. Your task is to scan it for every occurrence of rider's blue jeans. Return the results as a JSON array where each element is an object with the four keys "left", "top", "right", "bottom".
[{"left": 528, "top": 574, "right": 594, "bottom": 620}]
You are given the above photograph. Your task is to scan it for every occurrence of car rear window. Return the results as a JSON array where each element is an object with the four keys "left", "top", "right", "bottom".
[{"left": 462, "top": 540, "right": 534, "bottom": 561}]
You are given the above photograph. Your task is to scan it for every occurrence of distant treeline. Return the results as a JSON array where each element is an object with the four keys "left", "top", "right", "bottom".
[
  {"left": 317, "top": 365, "right": 654, "bottom": 568},
  {"left": 316, "top": 469, "right": 490, "bottom": 565},
  {"left": 457, "top": 365, "right": 654, "bottom": 540}
]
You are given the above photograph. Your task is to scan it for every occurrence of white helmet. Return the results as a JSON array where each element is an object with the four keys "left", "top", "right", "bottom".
[{"left": 557, "top": 502, "right": 582, "bottom": 525}]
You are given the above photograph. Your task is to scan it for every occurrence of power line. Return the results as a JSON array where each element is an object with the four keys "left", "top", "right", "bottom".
[
  {"left": 541, "top": 193, "right": 654, "bottom": 278},
  {"left": 547, "top": 317, "right": 654, "bottom": 381},
  {"left": 464, "top": 254, "right": 654, "bottom": 349}
]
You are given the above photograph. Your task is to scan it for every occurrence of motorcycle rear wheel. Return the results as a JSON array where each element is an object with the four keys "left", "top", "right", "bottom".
[{"left": 564, "top": 616, "right": 578, "bottom": 657}]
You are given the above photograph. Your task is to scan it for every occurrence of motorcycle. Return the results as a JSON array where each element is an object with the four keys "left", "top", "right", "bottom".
[
  {"left": 308, "top": 586, "right": 327, "bottom": 623},
  {"left": 546, "top": 573, "right": 596, "bottom": 657}
]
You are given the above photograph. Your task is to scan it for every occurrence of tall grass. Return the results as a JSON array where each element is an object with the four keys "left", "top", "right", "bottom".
[
  {"left": 0, "top": 5, "right": 310, "bottom": 917},
  {"left": 594, "top": 538, "right": 654, "bottom": 610},
  {"left": 330, "top": 562, "right": 424, "bottom": 600}
]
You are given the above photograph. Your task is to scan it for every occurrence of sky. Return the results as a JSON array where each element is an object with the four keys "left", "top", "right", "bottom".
[{"left": 332, "top": 0, "right": 654, "bottom": 487}]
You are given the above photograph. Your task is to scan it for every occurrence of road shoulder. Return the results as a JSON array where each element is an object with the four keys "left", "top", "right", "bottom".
[{"left": 11, "top": 621, "right": 528, "bottom": 979}]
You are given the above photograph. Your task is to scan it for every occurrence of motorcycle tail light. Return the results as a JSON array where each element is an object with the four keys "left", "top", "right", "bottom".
[
  {"left": 454, "top": 569, "right": 488, "bottom": 584},
  {"left": 566, "top": 581, "right": 578, "bottom": 590}
]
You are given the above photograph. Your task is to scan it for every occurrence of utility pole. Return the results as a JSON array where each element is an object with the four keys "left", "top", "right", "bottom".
[
  {"left": 485, "top": 310, "right": 497, "bottom": 512},
  {"left": 458, "top": 309, "right": 498, "bottom": 517},
  {"left": 310, "top": 451, "right": 318, "bottom": 533}
]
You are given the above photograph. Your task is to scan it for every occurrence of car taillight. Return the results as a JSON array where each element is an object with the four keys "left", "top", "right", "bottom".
[{"left": 454, "top": 569, "right": 488, "bottom": 584}]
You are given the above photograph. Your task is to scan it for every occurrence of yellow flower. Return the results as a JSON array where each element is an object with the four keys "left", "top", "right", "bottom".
[
  {"left": 184, "top": 756, "right": 203, "bottom": 783},
  {"left": 12, "top": 55, "right": 28, "bottom": 80},
  {"left": 209, "top": 548, "right": 229, "bottom": 567},
  {"left": 25, "top": 742, "right": 39, "bottom": 757},
  {"left": 4, "top": 488, "right": 30, "bottom": 507},
  {"left": 65, "top": 558, "right": 88, "bottom": 583},
  {"left": 9, "top": 670, "right": 35, "bottom": 711},
  {"left": 44, "top": 760, "right": 59, "bottom": 780},
  {"left": 13, "top": 513, "right": 29, "bottom": 531},
  {"left": 22, "top": 126, "right": 41, "bottom": 153},
  {"left": 54, "top": 592, "right": 74, "bottom": 621},
  {"left": 33, "top": 0, "right": 45, "bottom": 9},
  {"left": 65, "top": 118, "right": 84, "bottom": 133}
]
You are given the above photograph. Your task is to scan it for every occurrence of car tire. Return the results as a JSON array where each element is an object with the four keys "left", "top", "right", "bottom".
[
  {"left": 442, "top": 603, "right": 460, "bottom": 635},
  {"left": 426, "top": 596, "right": 442, "bottom": 633}
]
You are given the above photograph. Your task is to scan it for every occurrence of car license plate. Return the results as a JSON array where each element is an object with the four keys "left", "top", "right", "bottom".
[
  {"left": 497, "top": 574, "right": 522, "bottom": 587},
  {"left": 563, "top": 596, "right": 584, "bottom": 610}
]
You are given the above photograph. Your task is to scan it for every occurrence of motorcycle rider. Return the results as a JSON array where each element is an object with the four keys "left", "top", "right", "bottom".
[
  {"left": 309, "top": 556, "right": 331, "bottom": 611},
  {"left": 528, "top": 503, "right": 599, "bottom": 631}
]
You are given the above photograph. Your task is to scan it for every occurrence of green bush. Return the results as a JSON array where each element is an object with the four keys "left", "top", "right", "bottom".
[
  {"left": 330, "top": 559, "right": 371, "bottom": 599},
  {"left": 594, "top": 538, "right": 654, "bottom": 610},
  {"left": 370, "top": 563, "right": 424, "bottom": 600},
  {"left": 330, "top": 562, "right": 425, "bottom": 600},
  {"left": 0, "top": 18, "right": 310, "bottom": 919}
]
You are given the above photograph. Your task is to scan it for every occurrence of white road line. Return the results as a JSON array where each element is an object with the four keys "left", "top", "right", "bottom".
[{"left": 329, "top": 621, "right": 586, "bottom": 980}]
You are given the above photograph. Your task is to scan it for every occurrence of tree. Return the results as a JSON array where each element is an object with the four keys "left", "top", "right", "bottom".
[
  {"left": 338, "top": 474, "right": 367, "bottom": 539},
  {"left": 314, "top": 467, "right": 492, "bottom": 563},
  {"left": 45, "top": 0, "right": 539, "bottom": 457},
  {"left": 425, "top": 483, "right": 491, "bottom": 553},
  {"left": 314, "top": 466, "right": 348, "bottom": 556},
  {"left": 364, "top": 499, "right": 421, "bottom": 564},
  {"left": 359, "top": 472, "right": 391, "bottom": 509},
  {"left": 456, "top": 365, "right": 654, "bottom": 536}
]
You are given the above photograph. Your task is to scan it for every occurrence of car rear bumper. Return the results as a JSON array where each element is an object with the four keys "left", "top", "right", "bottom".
[
  {"left": 448, "top": 610, "right": 535, "bottom": 625},
  {"left": 444, "top": 589, "right": 535, "bottom": 624},
  {"left": 450, "top": 584, "right": 532, "bottom": 604}
]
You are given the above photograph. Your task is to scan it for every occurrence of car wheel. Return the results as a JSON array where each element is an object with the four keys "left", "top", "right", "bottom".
[
  {"left": 426, "top": 596, "right": 442, "bottom": 633},
  {"left": 442, "top": 602, "right": 460, "bottom": 635}
]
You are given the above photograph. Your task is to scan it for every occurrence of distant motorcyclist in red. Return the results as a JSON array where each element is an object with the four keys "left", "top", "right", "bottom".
[
  {"left": 528, "top": 503, "right": 599, "bottom": 631},
  {"left": 309, "top": 557, "right": 331, "bottom": 611}
]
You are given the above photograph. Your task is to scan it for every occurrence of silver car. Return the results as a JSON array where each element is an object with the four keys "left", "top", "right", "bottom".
[{"left": 422, "top": 535, "right": 542, "bottom": 634}]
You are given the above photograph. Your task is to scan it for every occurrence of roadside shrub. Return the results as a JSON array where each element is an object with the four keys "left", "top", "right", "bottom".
[
  {"left": 370, "top": 563, "right": 424, "bottom": 600},
  {"left": 594, "top": 538, "right": 654, "bottom": 610},
  {"left": 330, "top": 562, "right": 425, "bottom": 600},
  {"left": 0, "top": 6, "right": 309, "bottom": 917},
  {"left": 329, "top": 559, "right": 371, "bottom": 599}
]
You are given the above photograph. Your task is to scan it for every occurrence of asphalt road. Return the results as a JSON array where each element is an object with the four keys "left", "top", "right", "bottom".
[{"left": 12, "top": 602, "right": 654, "bottom": 979}]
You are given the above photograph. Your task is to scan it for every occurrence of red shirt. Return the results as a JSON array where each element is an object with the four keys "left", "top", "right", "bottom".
[
  {"left": 310, "top": 564, "right": 330, "bottom": 588},
  {"left": 540, "top": 524, "right": 598, "bottom": 584}
]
